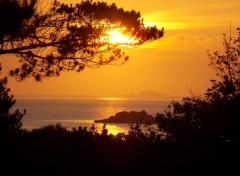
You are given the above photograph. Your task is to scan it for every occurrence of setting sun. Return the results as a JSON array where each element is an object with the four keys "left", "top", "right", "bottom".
[
  {"left": 109, "top": 29, "right": 130, "bottom": 44},
  {"left": 107, "top": 29, "right": 138, "bottom": 46}
]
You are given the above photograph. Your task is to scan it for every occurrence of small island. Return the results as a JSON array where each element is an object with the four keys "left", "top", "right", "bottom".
[{"left": 94, "top": 110, "right": 156, "bottom": 124}]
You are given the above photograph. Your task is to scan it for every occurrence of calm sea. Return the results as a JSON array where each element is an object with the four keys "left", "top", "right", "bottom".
[{"left": 14, "top": 98, "right": 172, "bottom": 135}]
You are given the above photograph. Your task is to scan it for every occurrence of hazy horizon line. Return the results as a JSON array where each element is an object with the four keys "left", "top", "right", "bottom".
[{"left": 14, "top": 93, "right": 182, "bottom": 100}]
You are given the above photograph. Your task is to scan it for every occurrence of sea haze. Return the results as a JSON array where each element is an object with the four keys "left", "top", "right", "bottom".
[{"left": 13, "top": 97, "right": 172, "bottom": 134}]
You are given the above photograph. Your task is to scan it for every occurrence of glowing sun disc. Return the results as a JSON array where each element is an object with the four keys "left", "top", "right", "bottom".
[{"left": 109, "top": 30, "right": 131, "bottom": 44}]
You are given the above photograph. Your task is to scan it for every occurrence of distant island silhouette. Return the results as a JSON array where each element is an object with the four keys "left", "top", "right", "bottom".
[
  {"left": 94, "top": 110, "right": 156, "bottom": 124},
  {"left": 122, "top": 90, "right": 180, "bottom": 99},
  {"left": 126, "top": 90, "right": 168, "bottom": 99}
]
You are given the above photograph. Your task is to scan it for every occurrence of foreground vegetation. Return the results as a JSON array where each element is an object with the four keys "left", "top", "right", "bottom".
[{"left": 1, "top": 123, "right": 238, "bottom": 175}]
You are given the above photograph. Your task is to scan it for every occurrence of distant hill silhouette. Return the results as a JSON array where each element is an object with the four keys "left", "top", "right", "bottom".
[
  {"left": 124, "top": 90, "right": 178, "bottom": 99},
  {"left": 94, "top": 110, "right": 156, "bottom": 124}
]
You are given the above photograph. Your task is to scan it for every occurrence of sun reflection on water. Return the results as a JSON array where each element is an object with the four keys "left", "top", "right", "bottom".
[
  {"left": 98, "top": 97, "right": 127, "bottom": 101},
  {"left": 99, "top": 124, "right": 128, "bottom": 135},
  {"left": 49, "top": 119, "right": 129, "bottom": 135}
]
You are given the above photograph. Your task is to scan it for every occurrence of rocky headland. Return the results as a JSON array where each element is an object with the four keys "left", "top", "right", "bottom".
[{"left": 94, "top": 110, "right": 156, "bottom": 124}]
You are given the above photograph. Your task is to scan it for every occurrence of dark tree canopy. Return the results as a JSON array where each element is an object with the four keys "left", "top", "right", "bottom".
[
  {"left": 156, "top": 28, "right": 240, "bottom": 143},
  {"left": 0, "top": 0, "right": 37, "bottom": 39},
  {"left": 0, "top": 0, "right": 164, "bottom": 81},
  {"left": 0, "top": 64, "right": 25, "bottom": 138},
  {"left": 207, "top": 29, "right": 240, "bottom": 101}
]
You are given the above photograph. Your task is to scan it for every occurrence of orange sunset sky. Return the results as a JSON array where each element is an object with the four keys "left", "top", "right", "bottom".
[{"left": 1, "top": 0, "right": 240, "bottom": 97}]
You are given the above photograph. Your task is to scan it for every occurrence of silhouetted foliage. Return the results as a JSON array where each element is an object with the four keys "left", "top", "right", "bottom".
[
  {"left": 0, "top": 123, "right": 237, "bottom": 175},
  {"left": 207, "top": 28, "right": 240, "bottom": 101},
  {"left": 0, "top": 0, "right": 37, "bottom": 39},
  {"left": 0, "top": 0, "right": 164, "bottom": 81},
  {"left": 156, "top": 28, "right": 240, "bottom": 143},
  {"left": 101, "top": 123, "right": 108, "bottom": 136},
  {"left": 90, "top": 124, "right": 97, "bottom": 134},
  {"left": 31, "top": 123, "right": 68, "bottom": 136},
  {"left": 0, "top": 64, "right": 25, "bottom": 138},
  {"left": 127, "top": 123, "right": 143, "bottom": 141},
  {"left": 125, "top": 123, "right": 161, "bottom": 144},
  {"left": 156, "top": 97, "right": 211, "bottom": 141}
]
